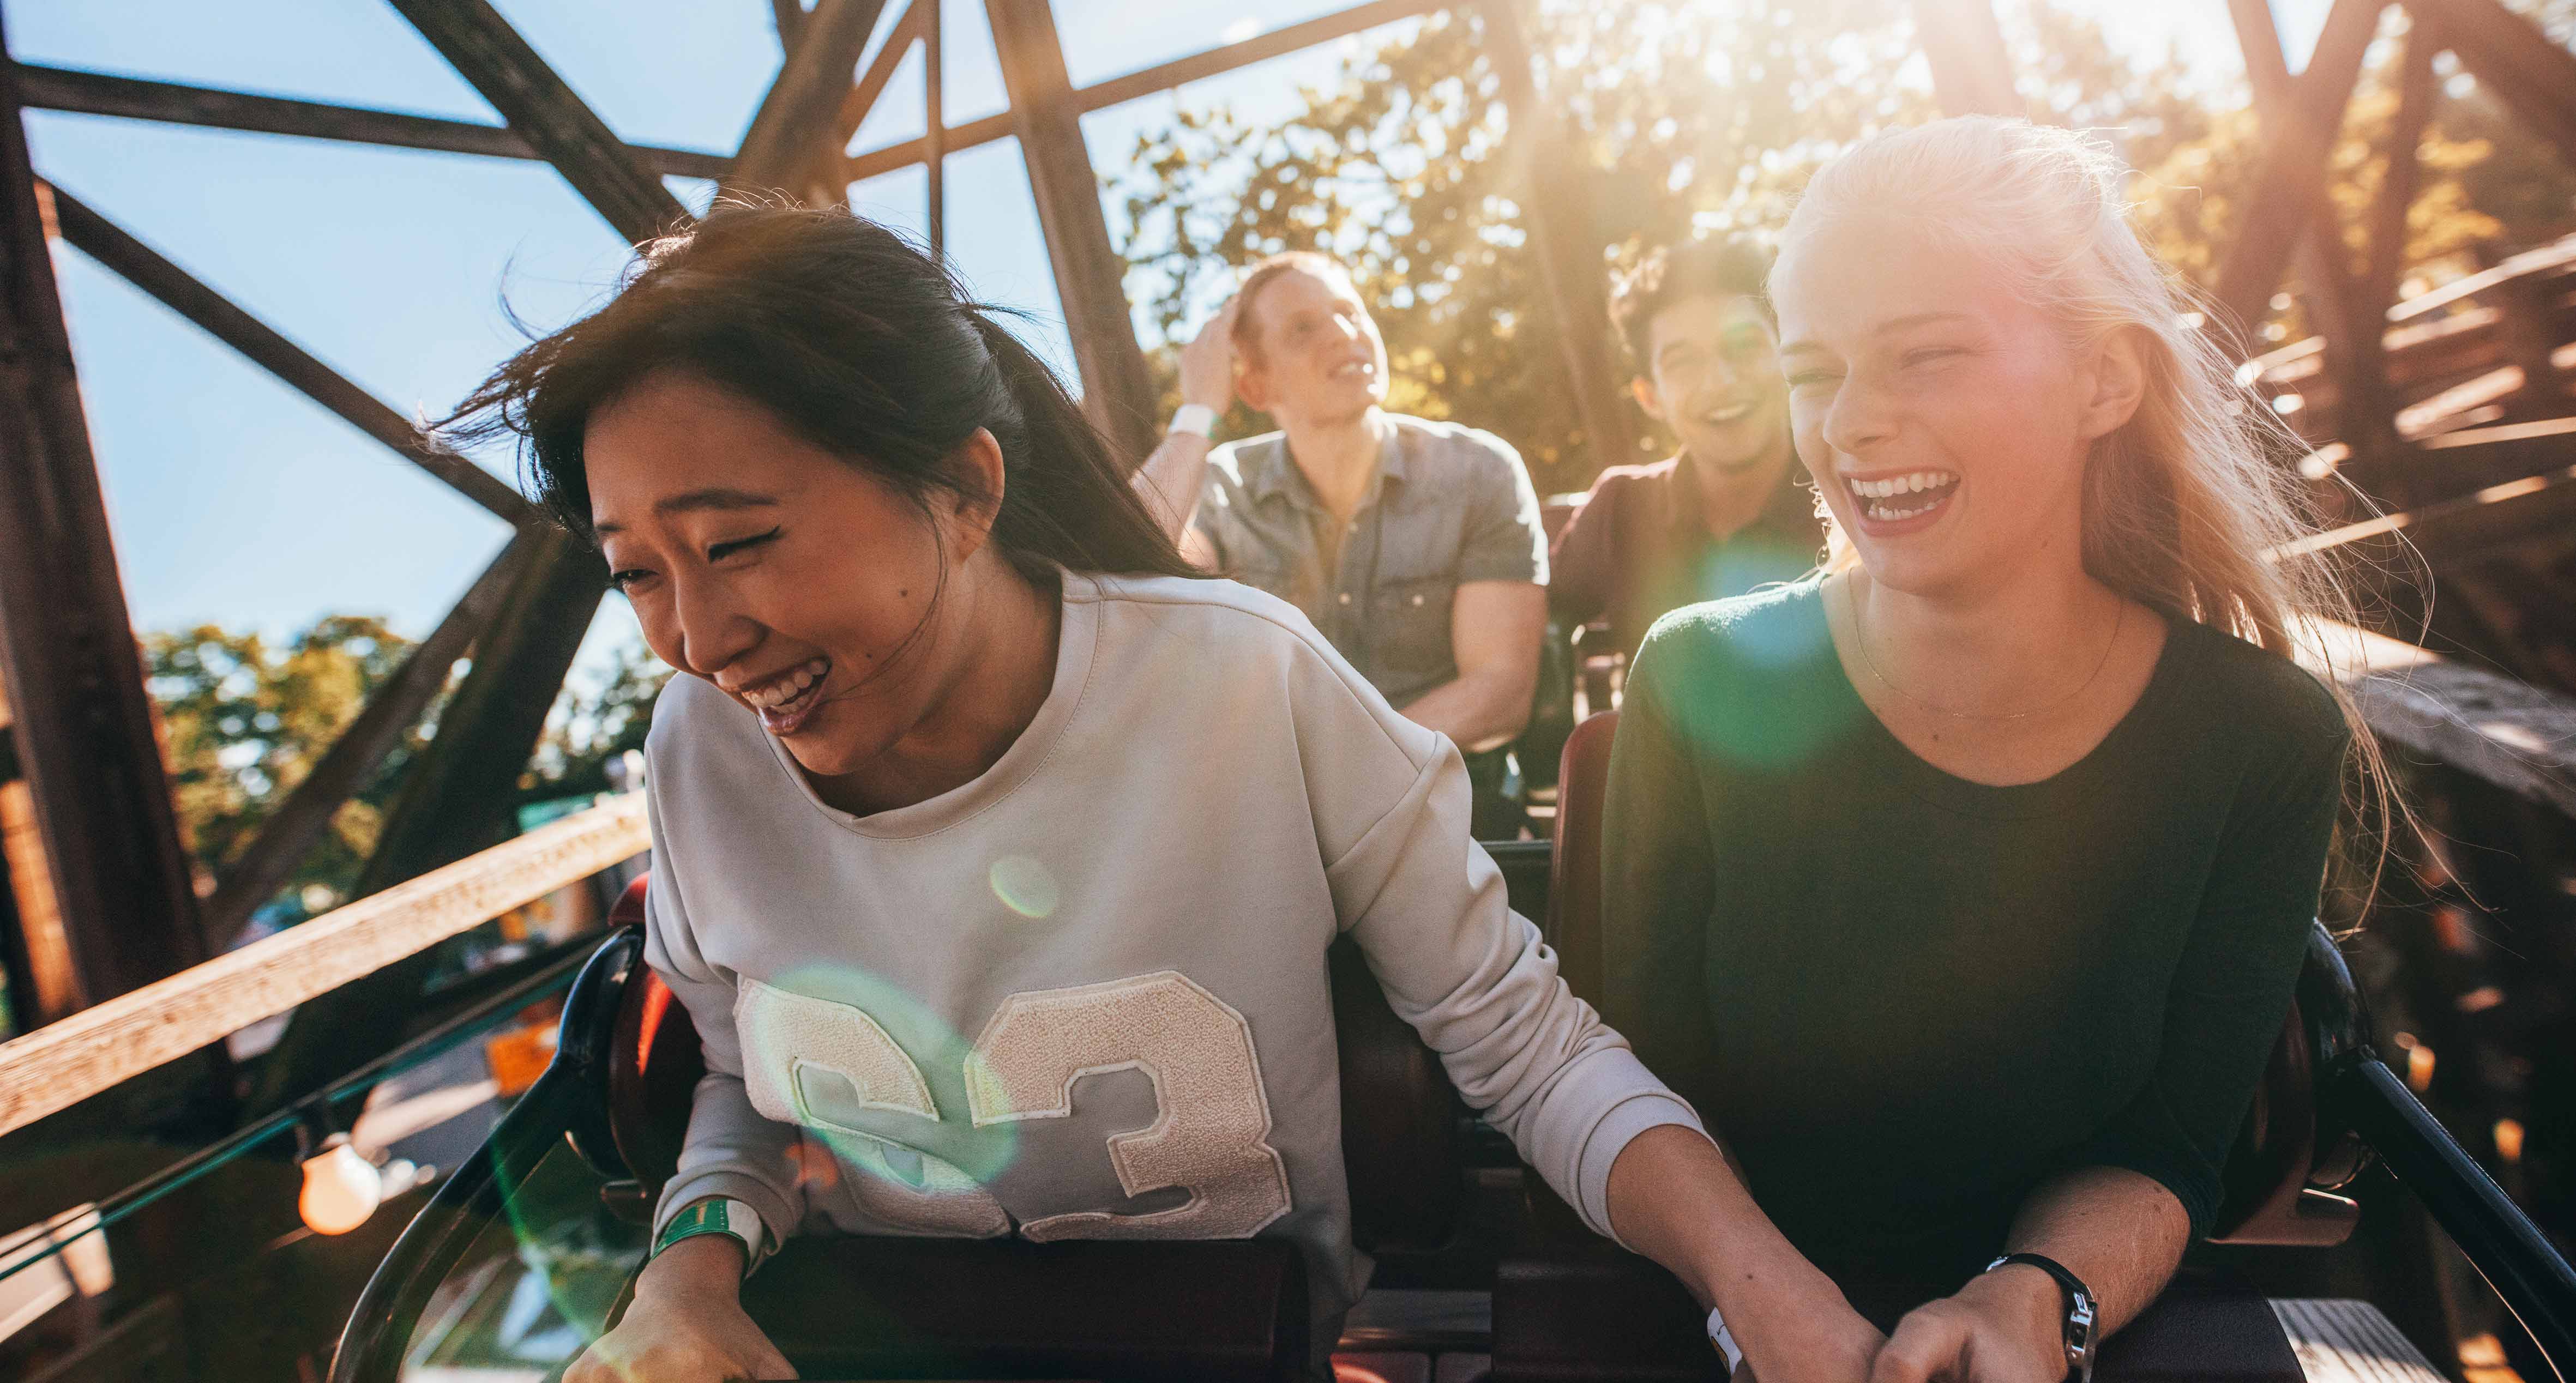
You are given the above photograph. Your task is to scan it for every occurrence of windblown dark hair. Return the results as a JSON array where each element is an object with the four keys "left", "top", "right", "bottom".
[
  {"left": 440, "top": 203, "right": 1197, "bottom": 584},
  {"left": 1608, "top": 236, "right": 1773, "bottom": 373}
]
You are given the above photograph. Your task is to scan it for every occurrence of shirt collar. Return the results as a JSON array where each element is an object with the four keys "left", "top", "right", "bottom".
[{"left": 1250, "top": 419, "right": 1405, "bottom": 510}]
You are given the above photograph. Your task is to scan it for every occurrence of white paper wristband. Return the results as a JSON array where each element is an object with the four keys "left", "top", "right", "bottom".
[
  {"left": 1707, "top": 1305, "right": 1743, "bottom": 1373},
  {"left": 1169, "top": 403, "right": 1218, "bottom": 438}
]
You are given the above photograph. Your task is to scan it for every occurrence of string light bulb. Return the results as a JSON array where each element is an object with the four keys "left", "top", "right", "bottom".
[{"left": 299, "top": 1133, "right": 383, "bottom": 1236}]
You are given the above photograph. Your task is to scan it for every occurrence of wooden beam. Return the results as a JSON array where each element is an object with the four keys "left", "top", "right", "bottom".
[
  {"left": 984, "top": 0, "right": 1161, "bottom": 463},
  {"left": 1913, "top": 0, "right": 2021, "bottom": 117},
  {"left": 44, "top": 182, "right": 536, "bottom": 526},
  {"left": 246, "top": 529, "right": 607, "bottom": 1112},
  {"left": 2364, "top": 17, "right": 2441, "bottom": 324},
  {"left": 13, "top": 64, "right": 732, "bottom": 181},
  {"left": 196, "top": 535, "right": 538, "bottom": 951},
  {"left": 388, "top": 0, "right": 688, "bottom": 244},
  {"left": 2411, "top": 0, "right": 2576, "bottom": 164},
  {"left": 0, "top": 793, "right": 647, "bottom": 1138},
  {"left": 2299, "top": 621, "right": 2576, "bottom": 820},
  {"left": 824, "top": 1, "right": 920, "bottom": 166},
  {"left": 924, "top": 0, "right": 943, "bottom": 256},
  {"left": 841, "top": 2, "right": 1450, "bottom": 184},
  {"left": 1480, "top": 0, "right": 1638, "bottom": 468},
  {"left": 2214, "top": 0, "right": 2388, "bottom": 341},
  {"left": 726, "top": 0, "right": 893, "bottom": 202},
  {"left": 0, "top": 672, "right": 75, "bottom": 1030},
  {"left": 2279, "top": 459, "right": 2576, "bottom": 563},
  {"left": 0, "top": 43, "right": 207, "bottom": 1010},
  {"left": 771, "top": 0, "right": 805, "bottom": 50},
  {"left": 2339, "top": 415, "right": 2576, "bottom": 508}
]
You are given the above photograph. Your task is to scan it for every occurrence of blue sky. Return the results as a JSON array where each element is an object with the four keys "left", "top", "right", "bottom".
[{"left": 11, "top": 0, "right": 2320, "bottom": 675}]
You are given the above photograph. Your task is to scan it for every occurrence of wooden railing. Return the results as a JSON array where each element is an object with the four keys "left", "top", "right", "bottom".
[{"left": 0, "top": 794, "right": 647, "bottom": 1138}]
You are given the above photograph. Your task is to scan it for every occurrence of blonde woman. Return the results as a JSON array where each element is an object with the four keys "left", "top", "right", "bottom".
[{"left": 1602, "top": 117, "right": 2369, "bottom": 1383}]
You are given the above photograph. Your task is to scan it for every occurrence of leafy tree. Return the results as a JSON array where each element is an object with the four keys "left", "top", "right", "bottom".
[
  {"left": 523, "top": 639, "right": 672, "bottom": 801},
  {"left": 148, "top": 615, "right": 424, "bottom": 911}
]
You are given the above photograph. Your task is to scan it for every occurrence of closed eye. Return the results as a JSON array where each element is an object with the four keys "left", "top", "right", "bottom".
[
  {"left": 1785, "top": 370, "right": 1842, "bottom": 389},
  {"left": 708, "top": 527, "right": 782, "bottom": 562},
  {"left": 1903, "top": 346, "right": 1964, "bottom": 367}
]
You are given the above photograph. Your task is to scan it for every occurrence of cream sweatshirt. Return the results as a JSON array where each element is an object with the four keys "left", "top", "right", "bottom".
[{"left": 642, "top": 570, "right": 1702, "bottom": 1343}]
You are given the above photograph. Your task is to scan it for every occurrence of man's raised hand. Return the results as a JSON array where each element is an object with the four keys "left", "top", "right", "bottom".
[{"left": 1179, "top": 295, "right": 1242, "bottom": 415}]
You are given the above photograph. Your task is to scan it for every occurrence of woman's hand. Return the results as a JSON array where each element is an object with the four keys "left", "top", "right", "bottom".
[
  {"left": 1866, "top": 1265, "right": 2063, "bottom": 1383},
  {"left": 566, "top": 1236, "right": 797, "bottom": 1382}
]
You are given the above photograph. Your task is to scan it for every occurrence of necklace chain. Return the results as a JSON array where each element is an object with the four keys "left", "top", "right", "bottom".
[{"left": 1846, "top": 578, "right": 2127, "bottom": 724}]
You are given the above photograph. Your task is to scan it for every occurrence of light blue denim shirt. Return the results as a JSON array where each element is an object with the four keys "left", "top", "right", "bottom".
[{"left": 1191, "top": 414, "right": 1547, "bottom": 708}]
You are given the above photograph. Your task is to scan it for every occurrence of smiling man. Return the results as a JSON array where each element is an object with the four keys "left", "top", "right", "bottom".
[
  {"left": 1134, "top": 251, "right": 1548, "bottom": 835},
  {"left": 1551, "top": 238, "right": 1823, "bottom": 660}
]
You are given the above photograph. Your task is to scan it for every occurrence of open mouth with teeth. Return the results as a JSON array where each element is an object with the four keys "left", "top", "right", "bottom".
[
  {"left": 1697, "top": 400, "right": 1758, "bottom": 427},
  {"left": 1329, "top": 360, "right": 1376, "bottom": 382},
  {"left": 736, "top": 656, "right": 833, "bottom": 733},
  {"left": 1844, "top": 469, "right": 1960, "bottom": 525}
]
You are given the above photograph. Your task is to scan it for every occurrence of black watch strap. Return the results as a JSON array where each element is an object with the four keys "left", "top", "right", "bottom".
[{"left": 1984, "top": 1253, "right": 2098, "bottom": 1383}]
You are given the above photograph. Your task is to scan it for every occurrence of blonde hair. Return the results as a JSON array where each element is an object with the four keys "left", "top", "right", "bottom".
[{"left": 1783, "top": 117, "right": 2400, "bottom": 892}]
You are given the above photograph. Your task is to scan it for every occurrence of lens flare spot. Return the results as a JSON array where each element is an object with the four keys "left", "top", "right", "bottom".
[{"left": 990, "top": 856, "right": 1060, "bottom": 919}]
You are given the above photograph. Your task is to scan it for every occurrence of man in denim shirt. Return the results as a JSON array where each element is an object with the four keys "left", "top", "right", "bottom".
[{"left": 1134, "top": 253, "right": 1546, "bottom": 834}]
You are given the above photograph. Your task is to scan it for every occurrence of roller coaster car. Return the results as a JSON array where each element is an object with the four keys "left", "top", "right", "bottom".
[{"left": 335, "top": 712, "right": 2576, "bottom": 1383}]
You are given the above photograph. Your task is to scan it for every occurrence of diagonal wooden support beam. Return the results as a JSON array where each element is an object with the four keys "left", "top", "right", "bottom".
[
  {"left": 1481, "top": 0, "right": 1636, "bottom": 468},
  {"left": 0, "top": 37, "right": 207, "bottom": 1010},
  {"left": 726, "top": 0, "right": 893, "bottom": 201},
  {"left": 389, "top": 0, "right": 687, "bottom": 244},
  {"left": 2364, "top": 17, "right": 2442, "bottom": 319},
  {"left": 824, "top": 0, "right": 922, "bottom": 171},
  {"left": 842, "top": 1, "right": 1450, "bottom": 185},
  {"left": 1913, "top": 0, "right": 2020, "bottom": 117},
  {"left": 985, "top": 0, "right": 1160, "bottom": 464},
  {"left": 2410, "top": 0, "right": 2576, "bottom": 162},
  {"left": 14, "top": 64, "right": 733, "bottom": 181},
  {"left": 2214, "top": 0, "right": 2390, "bottom": 341},
  {"left": 44, "top": 181, "right": 536, "bottom": 525},
  {"left": 196, "top": 534, "right": 539, "bottom": 951}
]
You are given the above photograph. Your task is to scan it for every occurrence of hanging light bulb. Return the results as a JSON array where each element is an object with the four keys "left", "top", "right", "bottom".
[{"left": 299, "top": 1134, "right": 383, "bottom": 1236}]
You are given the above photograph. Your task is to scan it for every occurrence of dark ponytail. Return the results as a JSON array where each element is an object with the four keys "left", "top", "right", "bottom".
[{"left": 440, "top": 203, "right": 1198, "bottom": 583}]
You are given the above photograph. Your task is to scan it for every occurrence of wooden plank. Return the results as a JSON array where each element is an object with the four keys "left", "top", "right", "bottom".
[
  {"left": 2214, "top": 0, "right": 2387, "bottom": 341},
  {"left": 1480, "top": 0, "right": 1637, "bottom": 469},
  {"left": 2338, "top": 415, "right": 2576, "bottom": 506},
  {"left": 0, "top": 41, "right": 206, "bottom": 1010},
  {"left": 2363, "top": 21, "right": 2441, "bottom": 326},
  {"left": 0, "top": 793, "right": 648, "bottom": 1138},
  {"left": 44, "top": 182, "right": 536, "bottom": 525},
  {"left": 984, "top": 0, "right": 1160, "bottom": 464},
  {"left": 822, "top": 0, "right": 920, "bottom": 170},
  {"left": 2278, "top": 460, "right": 2576, "bottom": 563},
  {"left": 13, "top": 64, "right": 732, "bottom": 181},
  {"left": 388, "top": 0, "right": 688, "bottom": 244},
  {"left": 841, "top": 2, "right": 1449, "bottom": 184},
  {"left": 726, "top": 0, "right": 893, "bottom": 202},
  {"left": 196, "top": 535, "right": 538, "bottom": 950},
  {"left": 2412, "top": 0, "right": 2576, "bottom": 163},
  {"left": 244, "top": 528, "right": 607, "bottom": 1112},
  {"left": 2299, "top": 621, "right": 2576, "bottom": 820},
  {"left": 1913, "top": 0, "right": 2020, "bottom": 117}
]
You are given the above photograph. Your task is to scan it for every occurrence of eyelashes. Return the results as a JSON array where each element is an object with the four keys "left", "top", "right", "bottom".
[{"left": 605, "top": 526, "right": 784, "bottom": 590}]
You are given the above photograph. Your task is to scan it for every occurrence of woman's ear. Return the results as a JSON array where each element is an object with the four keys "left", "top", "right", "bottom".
[
  {"left": 2078, "top": 325, "right": 2150, "bottom": 441},
  {"left": 944, "top": 426, "right": 1009, "bottom": 559}
]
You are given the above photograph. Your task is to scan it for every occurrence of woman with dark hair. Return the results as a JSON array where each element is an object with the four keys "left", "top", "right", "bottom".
[{"left": 448, "top": 206, "right": 1760, "bottom": 1382}]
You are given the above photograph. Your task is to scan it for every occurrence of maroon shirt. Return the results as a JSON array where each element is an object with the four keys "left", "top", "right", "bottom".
[{"left": 1549, "top": 453, "right": 1823, "bottom": 660}]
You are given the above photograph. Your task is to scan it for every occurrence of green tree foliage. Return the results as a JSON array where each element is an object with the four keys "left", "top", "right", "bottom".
[
  {"left": 1115, "top": 1, "right": 2576, "bottom": 494},
  {"left": 524, "top": 639, "right": 672, "bottom": 800},
  {"left": 148, "top": 616, "right": 421, "bottom": 911}
]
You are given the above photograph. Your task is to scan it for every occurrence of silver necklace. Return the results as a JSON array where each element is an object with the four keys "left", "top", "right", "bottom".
[{"left": 1845, "top": 577, "right": 2127, "bottom": 723}]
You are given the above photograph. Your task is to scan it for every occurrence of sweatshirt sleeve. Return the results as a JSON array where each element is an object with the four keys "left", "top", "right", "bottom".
[
  {"left": 1295, "top": 641, "right": 1708, "bottom": 1245},
  {"left": 642, "top": 783, "right": 806, "bottom": 1252}
]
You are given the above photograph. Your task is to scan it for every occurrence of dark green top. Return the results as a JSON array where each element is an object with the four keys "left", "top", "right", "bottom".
[{"left": 1602, "top": 578, "right": 2348, "bottom": 1311}]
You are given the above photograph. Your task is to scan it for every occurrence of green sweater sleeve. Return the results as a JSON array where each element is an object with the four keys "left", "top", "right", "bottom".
[
  {"left": 2060, "top": 711, "right": 2350, "bottom": 1237},
  {"left": 1598, "top": 635, "right": 1722, "bottom": 1113}
]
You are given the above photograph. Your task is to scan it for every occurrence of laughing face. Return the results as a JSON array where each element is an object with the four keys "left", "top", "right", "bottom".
[
  {"left": 587, "top": 370, "right": 971, "bottom": 780},
  {"left": 1771, "top": 217, "right": 2137, "bottom": 599},
  {"left": 1632, "top": 291, "right": 1793, "bottom": 496},
  {"left": 1236, "top": 265, "right": 1389, "bottom": 428}
]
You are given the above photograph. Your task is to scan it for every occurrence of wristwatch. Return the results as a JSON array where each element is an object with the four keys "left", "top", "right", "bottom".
[
  {"left": 656, "top": 1196, "right": 768, "bottom": 1273},
  {"left": 1169, "top": 403, "right": 1218, "bottom": 439},
  {"left": 1984, "top": 1253, "right": 2097, "bottom": 1383}
]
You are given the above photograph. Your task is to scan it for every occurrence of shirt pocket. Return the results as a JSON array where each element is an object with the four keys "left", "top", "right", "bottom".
[{"left": 1371, "top": 573, "right": 1458, "bottom": 687}]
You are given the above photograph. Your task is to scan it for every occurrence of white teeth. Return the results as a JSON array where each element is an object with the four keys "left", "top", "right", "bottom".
[
  {"left": 741, "top": 660, "right": 829, "bottom": 711},
  {"left": 1847, "top": 472, "right": 1958, "bottom": 499}
]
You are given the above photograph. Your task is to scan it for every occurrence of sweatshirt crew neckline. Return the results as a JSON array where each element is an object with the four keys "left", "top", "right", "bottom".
[{"left": 756, "top": 570, "right": 1104, "bottom": 841}]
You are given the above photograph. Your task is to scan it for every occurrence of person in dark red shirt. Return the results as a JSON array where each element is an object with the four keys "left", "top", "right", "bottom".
[{"left": 1550, "top": 238, "right": 1823, "bottom": 660}]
